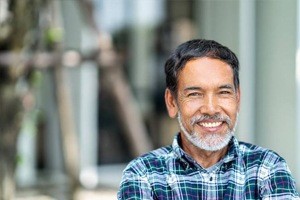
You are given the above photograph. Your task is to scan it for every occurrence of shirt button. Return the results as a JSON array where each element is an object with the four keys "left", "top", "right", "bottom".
[
  {"left": 183, "top": 162, "right": 189, "bottom": 169},
  {"left": 210, "top": 176, "right": 213, "bottom": 181}
]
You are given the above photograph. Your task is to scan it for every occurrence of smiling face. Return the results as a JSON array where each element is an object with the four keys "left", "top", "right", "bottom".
[{"left": 165, "top": 57, "right": 240, "bottom": 151}]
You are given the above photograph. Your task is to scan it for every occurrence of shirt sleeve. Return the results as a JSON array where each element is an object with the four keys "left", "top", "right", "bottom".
[
  {"left": 260, "top": 160, "right": 300, "bottom": 199},
  {"left": 117, "top": 170, "right": 153, "bottom": 200}
]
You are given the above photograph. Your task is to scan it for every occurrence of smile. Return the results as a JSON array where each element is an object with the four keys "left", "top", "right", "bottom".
[{"left": 199, "top": 121, "right": 222, "bottom": 128}]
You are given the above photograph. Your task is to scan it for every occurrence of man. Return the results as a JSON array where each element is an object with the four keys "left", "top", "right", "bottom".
[{"left": 118, "top": 39, "right": 299, "bottom": 199}]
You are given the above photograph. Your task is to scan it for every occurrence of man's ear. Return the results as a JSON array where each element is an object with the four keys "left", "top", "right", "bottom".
[{"left": 165, "top": 88, "right": 178, "bottom": 118}]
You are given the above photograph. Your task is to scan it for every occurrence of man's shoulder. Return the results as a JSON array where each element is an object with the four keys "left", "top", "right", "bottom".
[
  {"left": 122, "top": 145, "right": 174, "bottom": 175},
  {"left": 238, "top": 141, "right": 285, "bottom": 166}
]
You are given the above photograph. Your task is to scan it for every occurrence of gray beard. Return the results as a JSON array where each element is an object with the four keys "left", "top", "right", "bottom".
[{"left": 177, "top": 112, "right": 238, "bottom": 152}]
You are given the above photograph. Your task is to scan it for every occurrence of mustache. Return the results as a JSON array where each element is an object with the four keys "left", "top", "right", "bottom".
[{"left": 190, "top": 114, "right": 232, "bottom": 126}]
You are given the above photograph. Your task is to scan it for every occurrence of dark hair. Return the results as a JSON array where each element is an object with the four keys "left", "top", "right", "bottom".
[{"left": 164, "top": 39, "right": 239, "bottom": 94}]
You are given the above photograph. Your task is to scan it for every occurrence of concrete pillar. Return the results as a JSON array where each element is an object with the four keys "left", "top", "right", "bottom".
[
  {"left": 195, "top": 0, "right": 239, "bottom": 52},
  {"left": 255, "top": 0, "right": 297, "bottom": 179},
  {"left": 238, "top": 0, "right": 256, "bottom": 143},
  {"left": 294, "top": 0, "right": 300, "bottom": 188}
]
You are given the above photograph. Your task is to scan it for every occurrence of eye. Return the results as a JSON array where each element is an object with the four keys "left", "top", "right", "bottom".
[
  {"left": 219, "top": 90, "right": 235, "bottom": 97},
  {"left": 220, "top": 91, "right": 231, "bottom": 94},
  {"left": 188, "top": 92, "right": 202, "bottom": 97}
]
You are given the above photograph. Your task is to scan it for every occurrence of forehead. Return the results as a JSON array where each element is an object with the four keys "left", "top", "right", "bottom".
[{"left": 178, "top": 57, "right": 234, "bottom": 88}]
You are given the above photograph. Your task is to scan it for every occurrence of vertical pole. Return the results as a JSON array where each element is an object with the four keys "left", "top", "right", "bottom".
[
  {"left": 54, "top": 63, "right": 80, "bottom": 197},
  {"left": 295, "top": 0, "right": 300, "bottom": 190},
  {"left": 238, "top": 0, "right": 256, "bottom": 143}
]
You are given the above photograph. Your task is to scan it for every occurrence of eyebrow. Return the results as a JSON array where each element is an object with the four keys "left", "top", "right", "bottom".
[
  {"left": 219, "top": 84, "right": 235, "bottom": 90},
  {"left": 184, "top": 86, "right": 203, "bottom": 92},
  {"left": 183, "top": 84, "right": 235, "bottom": 92}
]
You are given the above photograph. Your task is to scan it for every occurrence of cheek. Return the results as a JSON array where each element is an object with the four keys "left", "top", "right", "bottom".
[
  {"left": 180, "top": 100, "right": 202, "bottom": 115},
  {"left": 220, "top": 100, "right": 239, "bottom": 118}
]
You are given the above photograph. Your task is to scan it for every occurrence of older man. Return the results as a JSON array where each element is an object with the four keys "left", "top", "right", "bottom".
[{"left": 118, "top": 39, "right": 299, "bottom": 199}]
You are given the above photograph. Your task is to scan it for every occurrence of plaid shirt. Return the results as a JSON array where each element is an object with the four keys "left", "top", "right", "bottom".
[{"left": 118, "top": 134, "right": 299, "bottom": 199}]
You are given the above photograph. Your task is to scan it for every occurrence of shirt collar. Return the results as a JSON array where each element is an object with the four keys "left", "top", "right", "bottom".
[
  {"left": 172, "top": 133, "right": 185, "bottom": 158},
  {"left": 223, "top": 136, "right": 240, "bottom": 163}
]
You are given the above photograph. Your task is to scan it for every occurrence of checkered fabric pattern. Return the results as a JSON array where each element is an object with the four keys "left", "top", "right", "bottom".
[{"left": 118, "top": 134, "right": 299, "bottom": 199}]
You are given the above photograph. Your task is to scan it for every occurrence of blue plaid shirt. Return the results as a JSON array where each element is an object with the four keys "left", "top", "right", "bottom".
[{"left": 118, "top": 134, "right": 299, "bottom": 199}]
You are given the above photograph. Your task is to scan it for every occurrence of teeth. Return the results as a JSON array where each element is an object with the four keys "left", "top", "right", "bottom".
[{"left": 199, "top": 122, "right": 222, "bottom": 128}]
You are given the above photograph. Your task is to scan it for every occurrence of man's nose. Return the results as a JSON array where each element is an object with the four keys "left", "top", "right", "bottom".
[{"left": 200, "top": 95, "right": 220, "bottom": 115}]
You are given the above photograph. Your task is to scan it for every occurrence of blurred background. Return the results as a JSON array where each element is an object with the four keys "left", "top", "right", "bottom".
[{"left": 0, "top": 0, "right": 300, "bottom": 199}]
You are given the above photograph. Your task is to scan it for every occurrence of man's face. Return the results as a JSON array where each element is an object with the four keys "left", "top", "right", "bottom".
[{"left": 165, "top": 57, "right": 240, "bottom": 151}]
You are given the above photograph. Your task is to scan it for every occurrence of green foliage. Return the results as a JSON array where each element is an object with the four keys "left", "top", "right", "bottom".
[{"left": 45, "top": 27, "right": 64, "bottom": 49}]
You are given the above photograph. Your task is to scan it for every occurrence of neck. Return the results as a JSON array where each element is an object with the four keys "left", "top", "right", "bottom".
[{"left": 181, "top": 134, "right": 229, "bottom": 169}]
